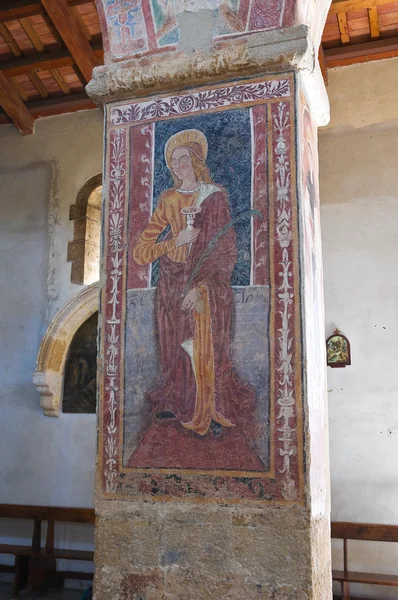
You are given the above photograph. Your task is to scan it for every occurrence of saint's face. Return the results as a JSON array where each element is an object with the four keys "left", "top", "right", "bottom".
[{"left": 170, "top": 147, "right": 195, "bottom": 182}]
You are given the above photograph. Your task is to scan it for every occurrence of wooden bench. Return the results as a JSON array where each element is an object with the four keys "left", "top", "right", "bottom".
[
  {"left": 0, "top": 504, "right": 95, "bottom": 598},
  {"left": 332, "top": 521, "right": 398, "bottom": 600}
]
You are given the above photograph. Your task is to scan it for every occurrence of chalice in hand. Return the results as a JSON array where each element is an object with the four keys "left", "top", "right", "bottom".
[
  {"left": 181, "top": 205, "right": 201, "bottom": 230},
  {"left": 181, "top": 205, "right": 201, "bottom": 255}
]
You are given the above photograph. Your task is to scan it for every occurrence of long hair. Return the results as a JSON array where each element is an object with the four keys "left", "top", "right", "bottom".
[{"left": 169, "top": 141, "right": 214, "bottom": 188}]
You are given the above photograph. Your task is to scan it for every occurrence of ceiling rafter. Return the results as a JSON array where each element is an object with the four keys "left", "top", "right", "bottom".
[
  {"left": 0, "top": 0, "right": 93, "bottom": 22},
  {"left": 0, "top": 22, "right": 22, "bottom": 56},
  {"left": 8, "top": 75, "right": 28, "bottom": 101},
  {"left": 0, "top": 91, "right": 96, "bottom": 123},
  {"left": 50, "top": 68, "right": 70, "bottom": 94},
  {"left": 1, "top": 43, "right": 103, "bottom": 78},
  {"left": 19, "top": 16, "right": 45, "bottom": 52},
  {"left": 337, "top": 12, "right": 350, "bottom": 45},
  {"left": 368, "top": 7, "right": 380, "bottom": 39},
  {"left": 324, "top": 35, "right": 398, "bottom": 67},
  {"left": 40, "top": 0, "right": 99, "bottom": 83},
  {"left": 28, "top": 69, "right": 48, "bottom": 98},
  {"left": 0, "top": 70, "right": 34, "bottom": 134},
  {"left": 329, "top": 0, "right": 398, "bottom": 14}
]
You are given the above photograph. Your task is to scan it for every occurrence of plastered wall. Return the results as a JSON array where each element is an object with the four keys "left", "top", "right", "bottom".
[
  {"left": 320, "top": 57, "right": 398, "bottom": 598},
  {"left": 0, "top": 109, "right": 103, "bottom": 511}
]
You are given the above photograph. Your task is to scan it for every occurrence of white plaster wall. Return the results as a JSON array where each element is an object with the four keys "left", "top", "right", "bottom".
[
  {"left": 320, "top": 57, "right": 398, "bottom": 598},
  {"left": 0, "top": 110, "right": 103, "bottom": 569}
]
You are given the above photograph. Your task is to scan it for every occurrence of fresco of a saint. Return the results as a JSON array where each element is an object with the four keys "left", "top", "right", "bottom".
[{"left": 133, "top": 129, "right": 255, "bottom": 437}]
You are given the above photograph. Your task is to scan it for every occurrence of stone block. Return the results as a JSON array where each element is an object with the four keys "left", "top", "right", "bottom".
[{"left": 95, "top": 515, "right": 162, "bottom": 569}]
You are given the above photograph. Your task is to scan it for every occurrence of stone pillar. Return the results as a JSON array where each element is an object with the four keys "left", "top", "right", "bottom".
[{"left": 88, "top": 1, "right": 332, "bottom": 597}]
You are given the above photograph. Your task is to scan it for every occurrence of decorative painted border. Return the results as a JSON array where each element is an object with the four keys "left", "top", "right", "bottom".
[
  {"left": 110, "top": 79, "right": 291, "bottom": 126},
  {"left": 271, "top": 100, "right": 299, "bottom": 500},
  {"left": 102, "top": 127, "right": 127, "bottom": 493},
  {"left": 99, "top": 74, "right": 303, "bottom": 503},
  {"left": 251, "top": 104, "right": 268, "bottom": 286}
]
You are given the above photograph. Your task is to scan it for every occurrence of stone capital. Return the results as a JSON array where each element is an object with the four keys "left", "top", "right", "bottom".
[{"left": 88, "top": 25, "right": 310, "bottom": 100}]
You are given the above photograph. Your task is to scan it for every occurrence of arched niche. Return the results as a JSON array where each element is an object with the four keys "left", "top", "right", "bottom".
[
  {"left": 63, "top": 311, "right": 98, "bottom": 414},
  {"left": 33, "top": 282, "right": 99, "bottom": 417},
  {"left": 67, "top": 173, "right": 102, "bottom": 285}
]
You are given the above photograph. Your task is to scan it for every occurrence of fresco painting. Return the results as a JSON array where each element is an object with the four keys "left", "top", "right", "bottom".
[
  {"left": 150, "top": 0, "right": 250, "bottom": 43},
  {"left": 98, "top": 0, "right": 295, "bottom": 60},
  {"left": 125, "top": 110, "right": 270, "bottom": 471},
  {"left": 100, "top": 75, "right": 304, "bottom": 503},
  {"left": 103, "top": 0, "right": 150, "bottom": 58}
]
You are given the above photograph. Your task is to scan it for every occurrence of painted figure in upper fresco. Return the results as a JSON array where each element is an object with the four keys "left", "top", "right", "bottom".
[
  {"left": 154, "top": 0, "right": 245, "bottom": 40},
  {"left": 133, "top": 129, "right": 254, "bottom": 436}
]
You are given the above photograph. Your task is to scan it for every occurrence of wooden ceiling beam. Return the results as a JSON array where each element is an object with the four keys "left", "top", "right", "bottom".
[
  {"left": 0, "top": 91, "right": 96, "bottom": 125},
  {"left": 329, "top": 0, "right": 398, "bottom": 15},
  {"left": 0, "top": 22, "right": 22, "bottom": 56},
  {"left": 50, "top": 68, "right": 70, "bottom": 94},
  {"left": 25, "top": 91, "right": 96, "bottom": 115},
  {"left": 1, "top": 43, "right": 102, "bottom": 77},
  {"left": 0, "top": 70, "right": 34, "bottom": 134},
  {"left": 20, "top": 16, "right": 45, "bottom": 51},
  {"left": 337, "top": 12, "right": 350, "bottom": 45},
  {"left": 29, "top": 69, "right": 48, "bottom": 98},
  {"left": 324, "top": 35, "right": 398, "bottom": 67},
  {"left": 8, "top": 76, "right": 28, "bottom": 101},
  {"left": 2, "top": 49, "right": 74, "bottom": 76},
  {"left": 368, "top": 7, "right": 380, "bottom": 39},
  {"left": 42, "top": 13, "right": 64, "bottom": 47},
  {"left": 40, "top": 0, "right": 99, "bottom": 82},
  {"left": 0, "top": 0, "right": 93, "bottom": 22},
  {"left": 72, "top": 5, "right": 92, "bottom": 41}
]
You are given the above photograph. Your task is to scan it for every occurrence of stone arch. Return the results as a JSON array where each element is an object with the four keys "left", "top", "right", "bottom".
[
  {"left": 67, "top": 173, "right": 102, "bottom": 285},
  {"left": 33, "top": 283, "right": 99, "bottom": 417}
]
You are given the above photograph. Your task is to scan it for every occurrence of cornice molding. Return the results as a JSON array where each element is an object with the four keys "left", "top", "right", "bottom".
[{"left": 86, "top": 26, "right": 313, "bottom": 104}]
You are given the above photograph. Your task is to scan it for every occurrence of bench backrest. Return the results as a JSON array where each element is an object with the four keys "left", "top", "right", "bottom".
[
  {"left": 331, "top": 521, "right": 398, "bottom": 543},
  {"left": 332, "top": 521, "right": 398, "bottom": 574},
  {"left": 0, "top": 505, "right": 95, "bottom": 524},
  {"left": 0, "top": 504, "right": 95, "bottom": 555}
]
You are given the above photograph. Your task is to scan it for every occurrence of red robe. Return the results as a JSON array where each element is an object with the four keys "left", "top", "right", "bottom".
[{"left": 133, "top": 184, "right": 255, "bottom": 436}]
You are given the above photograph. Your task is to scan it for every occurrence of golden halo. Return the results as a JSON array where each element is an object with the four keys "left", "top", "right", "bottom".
[{"left": 165, "top": 129, "right": 208, "bottom": 170}]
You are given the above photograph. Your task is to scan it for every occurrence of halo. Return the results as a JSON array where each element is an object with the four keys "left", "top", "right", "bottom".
[{"left": 165, "top": 129, "right": 208, "bottom": 169}]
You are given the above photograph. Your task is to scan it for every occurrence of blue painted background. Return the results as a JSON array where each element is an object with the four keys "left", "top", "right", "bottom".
[{"left": 151, "top": 108, "right": 252, "bottom": 287}]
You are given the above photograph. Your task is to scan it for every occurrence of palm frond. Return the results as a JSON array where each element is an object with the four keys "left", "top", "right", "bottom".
[{"left": 184, "top": 209, "right": 263, "bottom": 294}]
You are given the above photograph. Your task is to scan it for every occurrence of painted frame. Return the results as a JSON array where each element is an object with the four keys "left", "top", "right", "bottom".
[{"left": 98, "top": 73, "right": 304, "bottom": 505}]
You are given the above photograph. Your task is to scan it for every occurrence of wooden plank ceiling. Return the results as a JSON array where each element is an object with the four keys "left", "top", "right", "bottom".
[
  {"left": 0, "top": 0, "right": 102, "bottom": 133},
  {"left": 323, "top": 0, "right": 398, "bottom": 68},
  {"left": 0, "top": 0, "right": 397, "bottom": 133}
]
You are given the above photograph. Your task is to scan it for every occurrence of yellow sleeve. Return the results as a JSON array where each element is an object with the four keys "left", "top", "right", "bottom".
[{"left": 133, "top": 197, "right": 177, "bottom": 265}]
